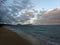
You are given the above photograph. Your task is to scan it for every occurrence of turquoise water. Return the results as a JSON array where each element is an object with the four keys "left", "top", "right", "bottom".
[{"left": 4, "top": 25, "right": 60, "bottom": 42}]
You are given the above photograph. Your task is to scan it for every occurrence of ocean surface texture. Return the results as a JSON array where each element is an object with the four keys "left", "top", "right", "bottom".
[{"left": 4, "top": 25, "right": 60, "bottom": 45}]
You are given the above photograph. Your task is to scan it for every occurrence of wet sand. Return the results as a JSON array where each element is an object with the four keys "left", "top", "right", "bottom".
[
  {"left": 0, "top": 27, "right": 51, "bottom": 45},
  {"left": 0, "top": 27, "right": 32, "bottom": 45}
]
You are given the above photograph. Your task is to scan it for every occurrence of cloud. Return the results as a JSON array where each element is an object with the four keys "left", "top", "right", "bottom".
[
  {"left": 22, "top": 9, "right": 35, "bottom": 14},
  {"left": 1, "top": 0, "right": 60, "bottom": 25},
  {"left": 36, "top": 7, "right": 60, "bottom": 25},
  {"left": 16, "top": 9, "right": 36, "bottom": 24},
  {"left": 0, "top": 0, "right": 32, "bottom": 24}
]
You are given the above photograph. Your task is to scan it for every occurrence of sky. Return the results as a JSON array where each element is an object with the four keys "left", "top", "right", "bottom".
[
  {"left": 32, "top": 0, "right": 60, "bottom": 10},
  {"left": 0, "top": 0, "right": 60, "bottom": 25},
  {"left": 6, "top": 0, "right": 60, "bottom": 10},
  {"left": 35, "top": 7, "right": 60, "bottom": 25}
]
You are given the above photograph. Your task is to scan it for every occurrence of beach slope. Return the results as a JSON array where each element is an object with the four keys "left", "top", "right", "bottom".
[{"left": 0, "top": 27, "right": 32, "bottom": 45}]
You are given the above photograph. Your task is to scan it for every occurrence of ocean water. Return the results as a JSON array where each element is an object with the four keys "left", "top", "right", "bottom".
[{"left": 4, "top": 24, "right": 60, "bottom": 45}]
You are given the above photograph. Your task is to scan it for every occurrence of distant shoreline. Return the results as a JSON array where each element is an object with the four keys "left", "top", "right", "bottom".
[{"left": 0, "top": 24, "right": 60, "bottom": 26}]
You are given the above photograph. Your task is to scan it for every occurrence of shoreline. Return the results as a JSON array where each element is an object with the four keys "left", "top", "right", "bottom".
[
  {"left": 0, "top": 26, "right": 60, "bottom": 45},
  {"left": 0, "top": 27, "right": 32, "bottom": 45},
  {"left": 3, "top": 26, "right": 48, "bottom": 45}
]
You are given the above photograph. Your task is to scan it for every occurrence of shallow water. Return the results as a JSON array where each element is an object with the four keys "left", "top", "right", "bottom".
[{"left": 4, "top": 25, "right": 60, "bottom": 45}]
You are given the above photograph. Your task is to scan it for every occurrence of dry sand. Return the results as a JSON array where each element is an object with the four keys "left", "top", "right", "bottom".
[{"left": 0, "top": 27, "right": 32, "bottom": 45}]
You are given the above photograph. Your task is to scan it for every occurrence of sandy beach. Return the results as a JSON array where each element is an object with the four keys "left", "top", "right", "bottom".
[
  {"left": 0, "top": 27, "right": 53, "bottom": 45},
  {"left": 0, "top": 27, "right": 32, "bottom": 45}
]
